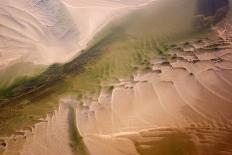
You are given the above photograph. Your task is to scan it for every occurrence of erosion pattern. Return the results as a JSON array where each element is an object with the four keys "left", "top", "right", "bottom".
[
  {"left": 0, "top": 0, "right": 154, "bottom": 101},
  {"left": 19, "top": 35, "right": 232, "bottom": 154},
  {"left": 75, "top": 25, "right": 232, "bottom": 155},
  {"left": 0, "top": 0, "right": 79, "bottom": 67},
  {"left": 0, "top": 0, "right": 152, "bottom": 69},
  {"left": 0, "top": 0, "right": 232, "bottom": 155},
  {"left": 3, "top": 19, "right": 232, "bottom": 155},
  {"left": 68, "top": 19, "right": 232, "bottom": 155}
]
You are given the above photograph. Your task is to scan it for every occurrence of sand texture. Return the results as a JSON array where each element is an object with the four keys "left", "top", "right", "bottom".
[{"left": 0, "top": 0, "right": 232, "bottom": 155}]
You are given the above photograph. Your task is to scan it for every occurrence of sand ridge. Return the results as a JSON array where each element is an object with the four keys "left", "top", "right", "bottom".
[
  {"left": 5, "top": 30, "right": 232, "bottom": 155},
  {"left": 0, "top": 0, "right": 153, "bottom": 71},
  {"left": 73, "top": 33, "right": 232, "bottom": 155},
  {"left": 1, "top": 0, "right": 232, "bottom": 155}
]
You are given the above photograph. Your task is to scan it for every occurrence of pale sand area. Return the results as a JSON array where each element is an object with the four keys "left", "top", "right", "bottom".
[
  {"left": 62, "top": 0, "right": 155, "bottom": 50},
  {"left": 0, "top": 0, "right": 153, "bottom": 70},
  {"left": 1, "top": 1, "right": 232, "bottom": 155},
  {"left": 2, "top": 21, "right": 232, "bottom": 155},
  {"left": 1, "top": 101, "right": 74, "bottom": 155}
]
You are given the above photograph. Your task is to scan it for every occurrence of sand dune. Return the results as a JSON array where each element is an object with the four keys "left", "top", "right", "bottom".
[
  {"left": 3, "top": 24, "right": 232, "bottom": 155},
  {"left": 0, "top": 0, "right": 79, "bottom": 66},
  {"left": 74, "top": 33, "right": 232, "bottom": 155},
  {"left": 1, "top": 0, "right": 232, "bottom": 155},
  {"left": 0, "top": 0, "right": 153, "bottom": 90},
  {"left": 0, "top": 0, "right": 152, "bottom": 71}
]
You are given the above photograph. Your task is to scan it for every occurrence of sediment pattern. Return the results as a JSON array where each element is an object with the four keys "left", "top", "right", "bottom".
[
  {"left": 0, "top": 0, "right": 152, "bottom": 70},
  {"left": 0, "top": 0, "right": 232, "bottom": 155},
  {"left": 2, "top": 23, "right": 232, "bottom": 155},
  {"left": 0, "top": 0, "right": 80, "bottom": 67},
  {"left": 75, "top": 34, "right": 232, "bottom": 155}
]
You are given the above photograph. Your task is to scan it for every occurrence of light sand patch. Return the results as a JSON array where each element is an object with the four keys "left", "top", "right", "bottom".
[{"left": 0, "top": 0, "right": 153, "bottom": 72}]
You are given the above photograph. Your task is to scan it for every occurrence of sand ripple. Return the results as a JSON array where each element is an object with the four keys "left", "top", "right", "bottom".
[{"left": 74, "top": 35, "right": 232, "bottom": 155}]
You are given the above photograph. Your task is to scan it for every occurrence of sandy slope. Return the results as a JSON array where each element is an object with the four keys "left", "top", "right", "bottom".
[
  {"left": 76, "top": 32, "right": 232, "bottom": 155},
  {"left": 1, "top": 0, "right": 232, "bottom": 155},
  {"left": 2, "top": 100, "right": 73, "bottom": 155},
  {"left": 0, "top": 0, "right": 152, "bottom": 71},
  {"left": 79, "top": 12, "right": 232, "bottom": 153},
  {"left": 2, "top": 24, "right": 232, "bottom": 155}
]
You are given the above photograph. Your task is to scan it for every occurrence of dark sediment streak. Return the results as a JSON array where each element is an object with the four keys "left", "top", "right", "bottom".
[
  {"left": 198, "top": 0, "right": 229, "bottom": 16},
  {"left": 195, "top": 0, "right": 230, "bottom": 26}
]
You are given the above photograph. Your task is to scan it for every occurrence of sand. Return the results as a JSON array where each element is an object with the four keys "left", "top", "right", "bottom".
[
  {"left": 76, "top": 32, "right": 232, "bottom": 155},
  {"left": 3, "top": 23, "right": 232, "bottom": 155},
  {"left": 1, "top": 0, "right": 232, "bottom": 155},
  {"left": 0, "top": 0, "right": 153, "bottom": 72},
  {"left": 77, "top": 15, "right": 232, "bottom": 151}
]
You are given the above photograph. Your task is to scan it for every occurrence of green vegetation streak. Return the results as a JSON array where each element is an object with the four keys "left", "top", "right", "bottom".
[{"left": 0, "top": 0, "right": 205, "bottom": 137}]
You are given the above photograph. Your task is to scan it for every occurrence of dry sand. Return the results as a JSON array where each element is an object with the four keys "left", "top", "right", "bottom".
[
  {"left": 1, "top": 0, "right": 232, "bottom": 155},
  {"left": 0, "top": 0, "right": 153, "bottom": 71},
  {"left": 2, "top": 22, "right": 232, "bottom": 155},
  {"left": 76, "top": 32, "right": 232, "bottom": 155}
]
